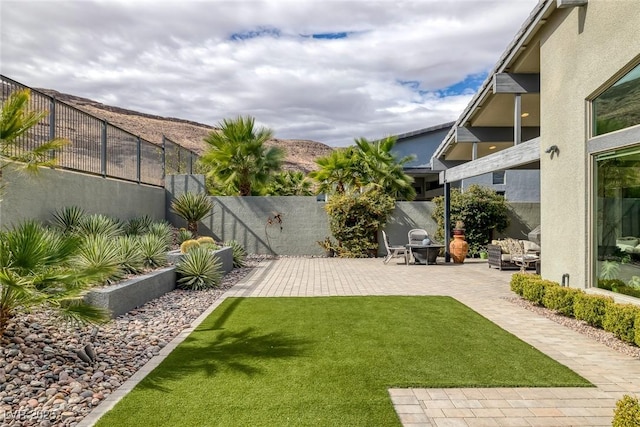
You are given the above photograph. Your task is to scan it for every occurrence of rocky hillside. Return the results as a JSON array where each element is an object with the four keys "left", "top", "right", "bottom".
[{"left": 37, "top": 89, "right": 333, "bottom": 173}]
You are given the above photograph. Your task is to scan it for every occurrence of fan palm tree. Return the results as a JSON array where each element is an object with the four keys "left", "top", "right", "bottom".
[
  {"left": 0, "top": 89, "right": 68, "bottom": 193},
  {"left": 199, "top": 116, "right": 284, "bottom": 196},
  {"left": 264, "top": 171, "right": 314, "bottom": 196},
  {"left": 0, "top": 221, "right": 113, "bottom": 335},
  {"left": 309, "top": 147, "right": 360, "bottom": 195}
]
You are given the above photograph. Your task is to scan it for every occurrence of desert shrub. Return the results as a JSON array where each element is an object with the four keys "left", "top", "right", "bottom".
[
  {"left": 75, "top": 234, "right": 123, "bottom": 284},
  {"left": 76, "top": 214, "right": 123, "bottom": 239},
  {"left": 51, "top": 206, "right": 86, "bottom": 234},
  {"left": 542, "top": 286, "right": 583, "bottom": 317},
  {"left": 124, "top": 215, "right": 153, "bottom": 236},
  {"left": 224, "top": 240, "right": 247, "bottom": 268},
  {"left": 177, "top": 228, "right": 193, "bottom": 245},
  {"left": 613, "top": 394, "right": 640, "bottom": 427},
  {"left": 510, "top": 273, "right": 534, "bottom": 297},
  {"left": 573, "top": 293, "right": 613, "bottom": 328},
  {"left": 176, "top": 246, "right": 222, "bottom": 290},
  {"left": 138, "top": 234, "right": 168, "bottom": 268},
  {"left": 180, "top": 239, "right": 201, "bottom": 254},
  {"left": 603, "top": 304, "right": 640, "bottom": 344},
  {"left": 115, "top": 235, "right": 145, "bottom": 274},
  {"left": 147, "top": 221, "right": 173, "bottom": 249},
  {"left": 522, "top": 278, "right": 556, "bottom": 306}
]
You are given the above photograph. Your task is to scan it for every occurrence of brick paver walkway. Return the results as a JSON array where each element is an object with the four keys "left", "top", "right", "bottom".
[{"left": 82, "top": 257, "right": 640, "bottom": 426}]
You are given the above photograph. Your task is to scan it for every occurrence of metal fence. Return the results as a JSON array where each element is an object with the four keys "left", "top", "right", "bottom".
[{"left": 0, "top": 75, "right": 199, "bottom": 187}]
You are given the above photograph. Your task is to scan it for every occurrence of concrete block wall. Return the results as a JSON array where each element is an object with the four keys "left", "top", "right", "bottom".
[{"left": 0, "top": 162, "right": 165, "bottom": 229}]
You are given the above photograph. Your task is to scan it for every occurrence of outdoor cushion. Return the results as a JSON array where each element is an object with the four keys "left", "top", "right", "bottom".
[
  {"left": 617, "top": 237, "right": 639, "bottom": 247},
  {"left": 521, "top": 240, "right": 541, "bottom": 253}
]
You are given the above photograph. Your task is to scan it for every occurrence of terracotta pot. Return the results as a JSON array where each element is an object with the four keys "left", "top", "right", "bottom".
[{"left": 449, "top": 234, "right": 469, "bottom": 263}]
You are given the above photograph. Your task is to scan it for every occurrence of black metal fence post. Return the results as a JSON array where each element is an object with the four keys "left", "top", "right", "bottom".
[{"left": 101, "top": 120, "right": 107, "bottom": 178}]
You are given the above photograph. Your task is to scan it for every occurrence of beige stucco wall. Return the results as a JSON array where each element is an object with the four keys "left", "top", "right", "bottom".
[{"left": 539, "top": 1, "right": 640, "bottom": 287}]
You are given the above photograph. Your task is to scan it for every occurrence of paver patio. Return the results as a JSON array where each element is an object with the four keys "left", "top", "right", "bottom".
[{"left": 82, "top": 257, "right": 640, "bottom": 426}]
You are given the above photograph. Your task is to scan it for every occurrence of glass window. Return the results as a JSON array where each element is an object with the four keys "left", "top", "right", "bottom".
[
  {"left": 594, "top": 145, "right": 640, "bottom": 291},
  {"left": 593, "top": 62, "right": 640, "bottom": 136},
  {"left": 492, "top": 171, "right": 505, "bottom": 185}
]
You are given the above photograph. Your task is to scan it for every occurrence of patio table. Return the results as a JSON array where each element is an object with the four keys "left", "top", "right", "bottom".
[{"left": 405, "top": 244, "right": 444, "bottom": 265}]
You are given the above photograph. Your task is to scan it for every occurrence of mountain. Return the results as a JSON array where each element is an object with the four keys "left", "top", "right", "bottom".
[{"left": 37, "top": 89, "right": 334, "bottom": 173}]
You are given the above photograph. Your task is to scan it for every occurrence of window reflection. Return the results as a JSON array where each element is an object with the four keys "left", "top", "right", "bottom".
[{"left": 593, "top": 62, "right": 640, "bottom": 136}]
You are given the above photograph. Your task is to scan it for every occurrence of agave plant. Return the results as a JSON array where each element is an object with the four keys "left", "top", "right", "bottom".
[
  {"left": 51, "top": 206, "right": 86, "bottom": 234},
  {"left": 76, "top": 214, "right": 123, "bottom": 239},
  {"left": 147, "top": 221, "right": 173, "bottom": 249},
  {"left": 170, "top": 192, "right": 213, "bottom": 236},
  {"left": 124, "top": 215, "right": 154, "bottom": 236},
  {"left": 0, "top": 221, "right": 110, "bottom": 335},
  {"left": 115, "top": 235, "right": 145, "bottom": 274},
  {"left": 74, "top": 234, "right": 124, "bottom": 285},
  {"left": 138, "top": 234, "right": 168, "bottom": 268},
  {"left": 177, "top": 228, "right": 193, "bottom": 245},
  {"left": 176, "top": 246, "right": 222, "bottom": 290},
  {"left": 224, "top": 240, "right": 247, "bottom": 268}
]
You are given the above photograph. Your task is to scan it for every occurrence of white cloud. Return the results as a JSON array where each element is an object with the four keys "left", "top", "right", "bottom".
[{"left": 0, "top": 0, "right": 537, "bottom": 146}]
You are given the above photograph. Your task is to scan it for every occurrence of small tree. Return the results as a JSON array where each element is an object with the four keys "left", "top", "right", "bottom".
[
  {"left": 432, "top": 184, "right": 509, "bottom": 255},
  {"left": 325, "top": 189, "right": 395, "bottom": 257},
  {"left": 170, "top": 192, "right": 213, "bottom": 236}
]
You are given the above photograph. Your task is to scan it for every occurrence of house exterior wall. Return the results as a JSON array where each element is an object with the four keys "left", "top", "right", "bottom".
[
  {"left": 394, "top": 128, "right": 450, "bottom": 167},
  {"left": 0, "top": 162, "right": 165, "bottom": 228},
  {"left": 463, "top": 170, "right": 540, "bottom": 202},
  {"left": 539, "top": 1, "right": 640, "bottom": 287}
]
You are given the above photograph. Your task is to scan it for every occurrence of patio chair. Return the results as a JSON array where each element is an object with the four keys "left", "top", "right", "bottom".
[
  {"left": 407, "top": 229, "right": 431, "bottom": 264},
  {"left": 381, "top": 230, "right": 408, "bottom": 264},
  {"left": 505, "top": 237, "right": 539, "bottom": 272}
]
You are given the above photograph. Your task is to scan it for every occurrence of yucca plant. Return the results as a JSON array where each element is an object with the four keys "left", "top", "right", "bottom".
[
  {"left": 124, "top": 215, "right": 154, "bottom": 236},
  {"left": 224, "top": 240, "right": 247, "bottom": 268},
  {"left": 0, "top": 221, "right": 110, "bottom": 335},
  {"left": 76, "top": 214, "right": 123, "bottom": 239},
  {"left": 51, "top": 206, "right": 86, "bottom": 234},
  {"left": 176, "top": 246, "right": 222, "bottom": 290},
  {"left": 138, "top": 234, "right": 168, "bottom": 268},
  {"left": 147, "top": 221, "right": 173, "bottom": 249},
  {"left": 170, "top": 192, "right": 213, "bottom": 236},
  {"left": 115, "top": 235, "right": 145, "bottom": 274},
  {"left": 177, "top": 228, "right": 193, "bottom": 245},
  {"left": 75, "top": 234, "right": 124, "bottom": 285}
]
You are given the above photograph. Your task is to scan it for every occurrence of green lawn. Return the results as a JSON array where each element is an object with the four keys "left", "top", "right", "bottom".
[{"left": 96, "top": 296, "right": 590, "bottom": 427}]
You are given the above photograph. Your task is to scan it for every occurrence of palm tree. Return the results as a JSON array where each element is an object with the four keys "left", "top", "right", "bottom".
[
  {"left": 199, "top": 116, "right": 284, "bottom": 196},
  {"left": 0, "top": 89, "right": 68, "bottom": 192},
  {"left": 309, "top": 147, "right": 360, "bottom": 195},
  {"left": 354, "top": 136, "right": 417, "bottom": 201},
  {"left": 264, "top": 171, "right": 314, "bottom": 196},
  {"left": 0, "top": 221, "right": 113, "bottom": 335}
]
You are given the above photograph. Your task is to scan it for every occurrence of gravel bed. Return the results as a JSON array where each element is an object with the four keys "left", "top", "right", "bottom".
[
  {"left": 0, "top": 255, "right": 269, "bottom": 427},
  {"left": 505, "top": 296, "right": 640, "bottom": 359}
]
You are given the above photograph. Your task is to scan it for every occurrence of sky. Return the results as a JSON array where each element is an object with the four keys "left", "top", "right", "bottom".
[{"left": 0, "top": 0, "right": 538, "bottom": 147}]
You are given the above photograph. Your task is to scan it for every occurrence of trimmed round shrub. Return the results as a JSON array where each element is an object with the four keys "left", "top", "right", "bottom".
[
  {"left": 603, "top": 304, "right": 640, "bottom": 344},
  {"left": 573, "top": 293, "right": 613, "bottom": 328},
  {"left": 510, "top": 273, "right": 533, "bottom": 297},
  {"left": 613, "top": 394, "right": 640, "bottom": 427},
  {"left": 522, "top": 278, "right": 556, "bottom": 306},
  {"left": 542, "top": 286, "right": 583, "bottom": 317},
  {"left": 176, "top": 246, "right": 222, "bottom": 290}
]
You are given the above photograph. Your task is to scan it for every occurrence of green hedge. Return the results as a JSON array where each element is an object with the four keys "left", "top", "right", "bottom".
[
  {"left": 603, "top": 304, "right": 640, "bottom": 344},
  {"left": 510, "top": 273, "right": 533, "bottom": 297},
  {"left": 573, "top": 293, "right": 613, "bottom": 328},
  {"left": 521, "top": 278, "right": 557, "bottom": 306},
  {"left": 613, "top": 395, "right": 640, "bottom": 427},
  {"left": 542, "top": 286, "right": 584, "bottom": 317}
]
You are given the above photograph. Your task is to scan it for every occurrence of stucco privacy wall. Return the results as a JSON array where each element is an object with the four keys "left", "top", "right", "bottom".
[
  {"left": 539, "top": 1, "right": 640, "bottom": 287},
  {"left": 166, "top": 175, "right": 539, "bottom": 256},
  {"left": 0, "top": 163, "right": 165, "bottom": 229}
]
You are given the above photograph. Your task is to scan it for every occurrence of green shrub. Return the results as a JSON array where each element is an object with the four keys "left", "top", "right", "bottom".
[
  {"left": 147, "top": 221, "right": 173, "bottom": 249},
  {"left": 615, "top": 285, "right": 640, "bottom": 299},
  {"left": 176, "top": 246, "right": 222, "bottom": 290},
  {"left": 522, "top": 278, "right": 556, "bottom": 306},
  {"left": 612, "top": 394, "right": 640, "bottom": 427},
  {"left": 599, "top": 279, "right": 626, "bottom": 291},
  {"left": 115, "top": 235, "right": 145, "bottom": 274},
  {"left": 542, "top": 286, "right": 583, "bottom": 317},
  {"left": 51, "top": 206, "right": 86, "bottom": 234},
  {"left": 224, "top": 240, "right": 247, "bottom": 268},
  {"left": 138, "top": 234, "right": 168, "bottom": 268},
  {"left": 124, "top": 215, "right": 153, "bottom": 236},
  {"left": 177, "top": 228, "right": 193, "bottom": 245},
  {"left": 510, "top": 273, "right": 533, "bottom": 297},
  {"left": 603, "top": 304, "right": 640, "bottom": 344},
  {"left": 77, "top": 214, "right": 123, "bottom": 239},
  {"left": 573, "top": 293, "right": 613, "bottom": 328}
]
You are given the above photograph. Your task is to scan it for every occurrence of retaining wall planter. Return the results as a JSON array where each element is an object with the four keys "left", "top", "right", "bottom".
[{"left": 85, "top": 246, "right": 234, "bottom": 318}]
